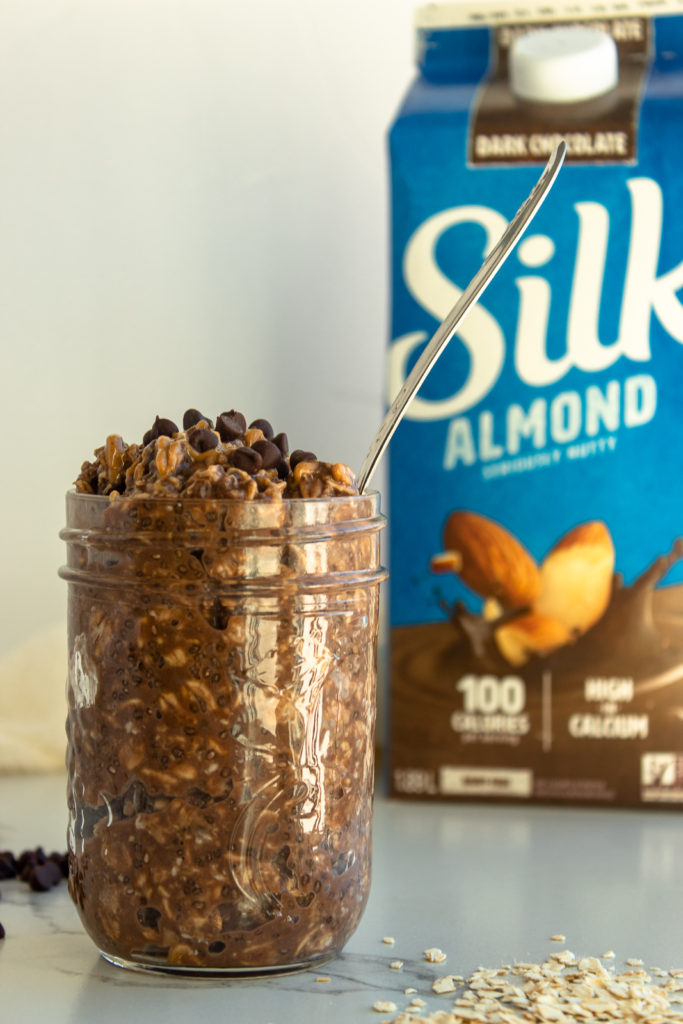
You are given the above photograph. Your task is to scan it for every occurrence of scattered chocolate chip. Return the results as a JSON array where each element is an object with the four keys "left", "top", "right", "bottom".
[
  {"left": 272, "top": 432, "right": 289, "bottom": 455},
  {"left": 290, "top": 450, "right": 317, "bottom": 470},
  {"left": 183, "top": 408, "right": 213, "bottom": 430},
  {"left": 249, "top": 418, "right": 274, "bottom": 439},
  {"left": 232, "top": 446, "right": 263, "bottom": 473},
  {"left": 188, "top": 427, "right": 219, "bottom": 453},
  {"left": 48, "top": 852, "right": 69, "bottom": 879},
  {"left": 0, "top": 853, "right": 17, "bottom": 880},
  {"left": 137, "top": 905, "right": 162, "bottom": 930},
  {"left": 252, "top": 439, "right": 282, "bottom": 470},
  {"left": 0, "top": 922, "right": 5, "bottom": 939},
  {"left": 216, "top": 411, "right": 247, "bottom": 442},
  {"left": 0, "top": 845, "right": 68, "bottom": 899},
  {"left": 276, "top": 459, "right": 290, "bottom": 481},
  {"left": 28, "top": 860, "right": 62, "bottom": 892},
  {"left": 143, "top": 415, "right": 179, "bottom": 446}
]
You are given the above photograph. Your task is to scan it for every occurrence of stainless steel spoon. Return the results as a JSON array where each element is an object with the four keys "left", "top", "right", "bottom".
[{"left": 357, "top": 140, "right": 567, "bottom": 494}]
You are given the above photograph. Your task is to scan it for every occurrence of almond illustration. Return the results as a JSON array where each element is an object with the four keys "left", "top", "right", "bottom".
[
  {"left": 430, "top": 550, "right": 463, "bottom": 575},
  {"left": 483, "top": 597, "right": 503, "bottom": 621},
  {"left": 495, "top": 612, "right": 570, "bottom": 667},
  {"left": 442, "top": 510, "right": 541, "bottom": 608},
  {"left": 534, "top": 521, "right": 614, "bottom": 635}
]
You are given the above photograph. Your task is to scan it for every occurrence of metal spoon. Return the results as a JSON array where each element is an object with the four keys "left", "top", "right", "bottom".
[{"left": 357, "top": 140, "right": 567, "bottom": 493}]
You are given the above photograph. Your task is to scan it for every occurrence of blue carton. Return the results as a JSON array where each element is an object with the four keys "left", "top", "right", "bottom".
[{"left": 388, "top": 3, "right": 683, "bottom": 806}]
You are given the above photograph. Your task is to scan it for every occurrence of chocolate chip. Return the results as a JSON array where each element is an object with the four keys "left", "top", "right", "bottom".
[
  {"left": 0, "top": 922, "right": 5, "bottom": 939},
  {"left": 272, "top": 432, "right": 289, "bottom": 455},
  {"left": 276, "top": 459, "right": 290, "bottom": 481},
  {"left": 17, "top": 847, "right": 45, "bottom": 872},
  {"left": 252, "top": 439, "right": 281, "bottom": 470},
  {"left": 143, "top": 415, "right": 179, "bottom": 446},
  {"left": 0, "top": 853, "right": 17, "bottom": 880},
  {"left": 29, "top": 861, "right": 62, "bottom": 892},
  {"left": 188, "top": 427, "right": 219, "bottom": 453},
  {"left": 216, "top": 411, "right": 247, "bottom": 442},
  {"left": 232, "top": 446, "right": 263, "bottom": 473},
  {"left": 248, "top": 418, "right": 274, "bottom": 440},
  {"left": 48, "top": 852, "right": 69, "bottom": 879},
  {"left": 208, "top": 940, "right": 226, "bottom": 954},
  {"left": 201, "top": 598, "right": 230, "bottom": 630},
  {"left": 183, "top": 408, "right": 213, "bottom": 430},
  {"left": 290, "top": 450, "right": 317, "bottom": 470},
  {"left": 136, "top": 905, "right": 162, "bottom": 931}
]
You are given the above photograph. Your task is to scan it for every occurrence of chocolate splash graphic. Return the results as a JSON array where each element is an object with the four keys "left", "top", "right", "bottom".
[{"left": 440, "top": 539, "right": 683, "bottom": 679}]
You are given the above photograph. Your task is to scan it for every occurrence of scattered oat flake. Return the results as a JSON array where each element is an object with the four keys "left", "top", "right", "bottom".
[
  {"left": 374, "top": 950, "right": 683, "bottom": 1024},
  {"left": 626, "top": 957, "right": 645, "bottom": 966},
  {"left": 390, "top": 960, "right": 404, "bottom": 970},
  {"left": 550, "top": 934, "right": 566, "bottom": 942},
  {"left": 432, "top": 975, "right": 459, "bottom": 994},
  {"left": 424, "top": 947, "right": 447, "bottom": 963},
  {"left": 372, "top": 1000, "right": 398, "bottom": 1013},
  {"left": 382, "top": 936, "right": 396, "bottom": 945},
  {"left": 602, "top": 950, "right": 615, "bottom": 959},
  {"left": 404, "top": 987, "right": 417, "bottom": 995},
  {"left": 551, "top": 950, "right": 575, "bottom": 964},
  {"left": 315, "top": 975, "right": 330, "bottom": 983}
]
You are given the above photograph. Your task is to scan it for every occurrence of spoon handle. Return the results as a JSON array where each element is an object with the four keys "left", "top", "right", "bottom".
[{"left": 358, "top": 140, "right": 567, "bottom": 494}]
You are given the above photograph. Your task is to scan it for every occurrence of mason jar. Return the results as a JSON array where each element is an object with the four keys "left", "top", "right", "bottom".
[{"left": 60, "top": 490, "right": 386, "bottom": 974}]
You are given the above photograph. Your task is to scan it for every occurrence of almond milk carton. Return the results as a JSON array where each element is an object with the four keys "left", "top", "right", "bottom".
[{"left": 388, "top": 1, "right": 683, "bottom": 806}]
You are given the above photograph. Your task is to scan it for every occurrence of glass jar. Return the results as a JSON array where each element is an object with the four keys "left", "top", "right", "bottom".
[{"left": 60, "top": 490, "right": 386, "bottom": 974}]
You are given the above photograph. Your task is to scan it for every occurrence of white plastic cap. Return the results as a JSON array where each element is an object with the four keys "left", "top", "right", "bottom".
[{"left": 510, "top": 26, "right": 619, "bottom": 104}]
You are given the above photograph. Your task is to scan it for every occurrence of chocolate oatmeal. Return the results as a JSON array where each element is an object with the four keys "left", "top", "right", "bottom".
[
  {"left": 62, "top": 408, "right": 386, "bottom": 973},
  {"left": 74, "top": 408, "right": 357, "bottom": 502}
]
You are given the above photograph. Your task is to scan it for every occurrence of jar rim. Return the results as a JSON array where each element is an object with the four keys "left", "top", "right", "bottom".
[{"left": 65, "top": 487, "right": 381, "bottom": 506}]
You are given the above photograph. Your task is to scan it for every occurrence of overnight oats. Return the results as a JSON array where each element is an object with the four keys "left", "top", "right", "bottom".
[{"left": 60, "top": 409, "right": 386, "bottom": 974}]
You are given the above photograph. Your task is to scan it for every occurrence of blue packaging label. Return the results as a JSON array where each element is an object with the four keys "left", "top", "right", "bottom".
[{"left": 388, "top": 10, "right": 683, "bottom": 806}]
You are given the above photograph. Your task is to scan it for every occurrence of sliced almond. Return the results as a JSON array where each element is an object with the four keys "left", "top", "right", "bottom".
[
  {"left": 495, "top": 612, "right": 570, "bottom": 666},
  {"left": 430, "top": 550, "right": 463, "bottom": 574},
  {"left": 534, "top": 521, "right": 614, "bottom": 635},
  {"left": 483, "top": 597, "right": 504, "bottom": 621}
]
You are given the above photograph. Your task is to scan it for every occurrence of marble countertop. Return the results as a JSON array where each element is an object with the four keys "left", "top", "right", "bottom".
[{"left": 1, "top": 773, "right": 682, "bottom": 1023}]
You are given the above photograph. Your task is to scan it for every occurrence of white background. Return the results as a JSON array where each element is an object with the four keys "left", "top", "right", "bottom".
[{"left": 0, "top": 0, "right": 419, "bottom": 767}]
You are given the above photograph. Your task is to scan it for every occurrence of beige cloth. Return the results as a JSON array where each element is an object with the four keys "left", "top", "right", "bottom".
[{"left": 0, "top": 624, "right": 67, "bottom": 772}]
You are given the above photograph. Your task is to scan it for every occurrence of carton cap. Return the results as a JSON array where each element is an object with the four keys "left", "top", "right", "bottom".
[{"left": 510, "top": 26, "right": 618, "bottom": 103}]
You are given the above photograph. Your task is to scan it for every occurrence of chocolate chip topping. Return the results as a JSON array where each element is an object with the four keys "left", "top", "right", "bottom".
[
  {"left": 232, "top": 446, "right": 263, "bottom": 473},
  {"left": 183, "top": 409, "right": 213, "bottom": 430},
  {"left": 143, "top": 416, "right": 179, "bottom": 446},
  {"left": 75, "top": 406, "right": 360, "bottom": 500},
  {"left": 188, "top": 427, "right": 219, "bottom": 453},
  {"left": 249, "top": 418, "right": 274, "bottom": 440},
  {"left": 272, "top": 432, "right": 289, "bottom": 455},
  {"left": 290, "top": 450, "right": 317, "bottom": 470},
  {"left": 252, "top": 439, "right": 282, "bottom": 470},
  {"left": 216, "top": 411, "right": 247, "bottom": 442}
]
